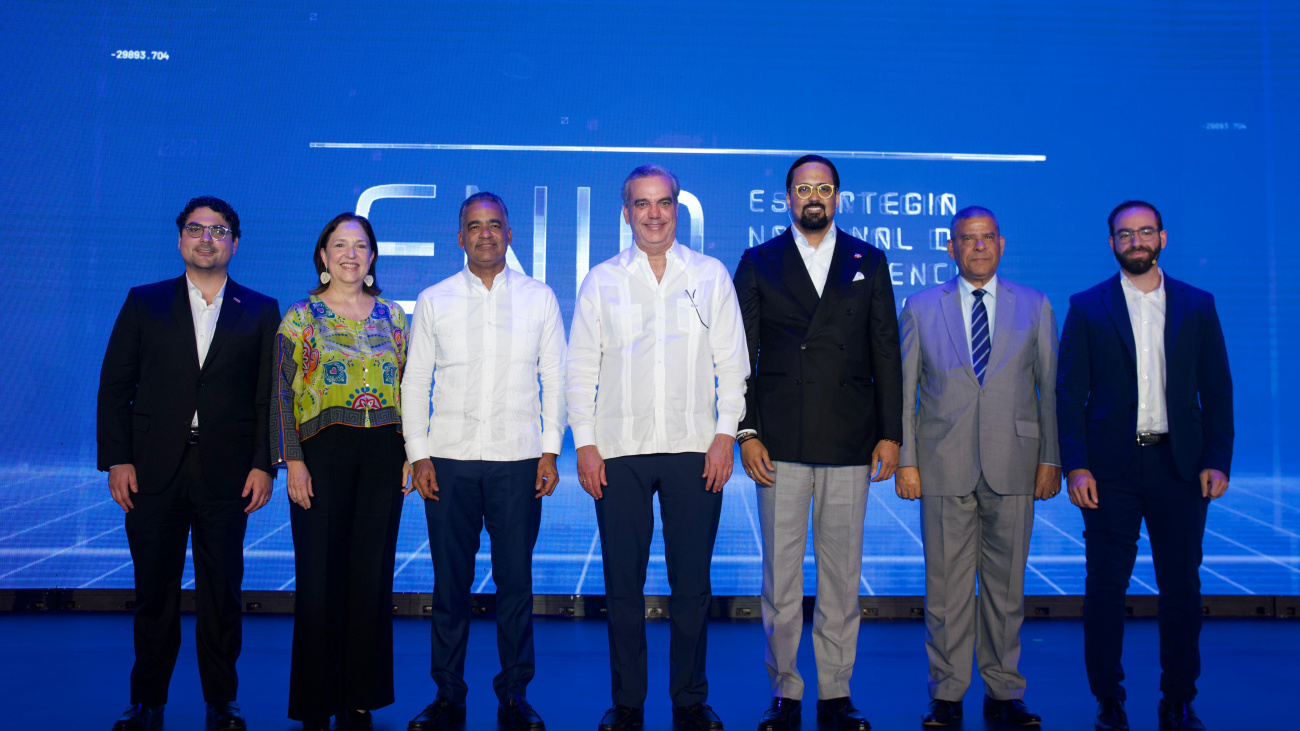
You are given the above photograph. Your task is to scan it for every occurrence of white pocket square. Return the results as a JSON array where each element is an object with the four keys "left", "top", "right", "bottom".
[{"left": 852, "top": 271, "right": 866, "bottom": 282}]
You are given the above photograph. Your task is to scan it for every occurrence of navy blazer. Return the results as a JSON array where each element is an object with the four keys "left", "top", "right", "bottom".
[
  {"left": 97, "top": 275, "right": 280, "bottom": 495},
  {"left": 734, "top": 227, "right": 903, "bottom": 465},
  {"left": 1056, "top": 272, "right": 1233, "bottom": 482}
]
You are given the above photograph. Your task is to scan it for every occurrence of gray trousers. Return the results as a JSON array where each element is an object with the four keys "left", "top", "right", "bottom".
[
  {"left": 757, "top": 461, "right": 872, "bottom": 700},
  {"left": 921, "top": 474, "right": 1033, "bottom": 701}
]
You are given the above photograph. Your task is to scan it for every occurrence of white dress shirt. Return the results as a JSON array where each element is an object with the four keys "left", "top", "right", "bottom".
[
  {"left": 566, "top": 242, "right": 749, "bottom": 459},
  {"left": 186, "top": 275, "right": 226, "bottom": 428},
  {"left": 1120, "top": 268, "right": 1168, "bottom": 433},
  {"left": 957, "top": 274, "right": 999, "bottom": 359},
  {"left": 401, "top": 267, "right": 567, "bottom": 463},
  {"left": 790, "top": 222, "right": 838, "bottom": 296}
]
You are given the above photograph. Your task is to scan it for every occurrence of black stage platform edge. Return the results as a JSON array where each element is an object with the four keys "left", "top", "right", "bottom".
[{"left": 2, "top": 589, "right": 1297, "bottom": 619}]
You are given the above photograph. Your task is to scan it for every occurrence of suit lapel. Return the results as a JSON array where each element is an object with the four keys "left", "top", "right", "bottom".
[
  {"left": 806, "top": 230, "right": 855, "bottom": 335},
  {"left": 940, "top": 279, "right": 979, "bottom": 385},
  {"left": 1163, "top": 273, "right": 1186, "bottom": 355},
  {"left": 1100, "top": 273, "right": 1137, "bottom": 366},
  {"left": 169, "top": 275, "right": 202, "bottom": 373},
  {"left": 987, "top": 279, "right": 1014, "bottom": 378},
  {"left": 202, "top": 279, "right": 245, "bottom": 373},
  {"left": 761, "top": 231, "right": 819, "bottom": 317}
]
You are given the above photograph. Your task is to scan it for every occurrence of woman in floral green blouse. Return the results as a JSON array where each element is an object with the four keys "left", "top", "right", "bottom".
[{"left": 271, "top": 212, "right": 413, "bottom": 731}]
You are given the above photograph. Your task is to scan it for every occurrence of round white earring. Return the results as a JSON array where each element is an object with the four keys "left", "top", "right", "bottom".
[
  {"left": 363, "top": 274, "right": 374, "bottom": 287},
  {"left": 319, "top": 271, "right": 331, "bottom": 285}
]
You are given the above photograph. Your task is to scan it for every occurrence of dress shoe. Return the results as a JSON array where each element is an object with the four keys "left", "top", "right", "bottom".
[
  {"left": 340, "top": 710, "right": 373, "bottom": 730},
  {"left": 498, "top": 695, "right": 546, "bottom": 731},
  {"left": 815, "top": 697, "right": 870, "bottom": 731},
  {"left": 300, "top": 720, "right": 330, "bottom": 731},
  {"left": 1158, "top": 700, "right": 1206, "bottom": 731},
  {"left": 982, "top": 697, "right": 1040, "bottom": 726},
  {"left": 1094, "top": 698, "right": 1129, "bottom": 731},
  {"left": 112, "top": 704, "right": 164, "bottom": 731},
  {"left": 408, "top": 698, "right": 467, "bottom": 731},
  {"left": 598, "top": 705, "right": 644, "bottom": 731},
  {"left": 207, "top": 701, "right": 247, "bottom": 731},
  {"left": 921, "top": 699, "right": 963, "bottom": 727},
  {"left": 673, "top": 703, "right": 724, "bottom": 731},
  {"left": 757, "top": 697, "right": 801, "bottom": 731}
]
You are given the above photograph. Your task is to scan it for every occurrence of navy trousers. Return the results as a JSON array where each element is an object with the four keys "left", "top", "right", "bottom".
[
  {"left": 595, "top": 452, "right": 723, "bottom": 710},
  {"left": 425, "top": 458, "right": 542, "bottom": 704},
  {"left": 1082, "top": 442, "right": 1209, "bottom": 703}
]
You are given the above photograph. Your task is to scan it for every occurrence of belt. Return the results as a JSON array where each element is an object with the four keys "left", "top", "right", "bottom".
[
  {"left": 187, "top": 429, "right": 201, "bottom": 445},
  {"left": 1136, "top": 431, "right": 1168, "bottom": 446}
]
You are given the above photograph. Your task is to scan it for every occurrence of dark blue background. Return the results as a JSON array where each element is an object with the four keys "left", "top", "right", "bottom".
[{"left": 1, "top": 1, "right": 1296, "bottom": 594}]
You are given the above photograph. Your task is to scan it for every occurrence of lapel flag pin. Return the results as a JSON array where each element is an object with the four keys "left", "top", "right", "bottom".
[{"left": 853, "top": 253, "right": 862, "bottom": 259}]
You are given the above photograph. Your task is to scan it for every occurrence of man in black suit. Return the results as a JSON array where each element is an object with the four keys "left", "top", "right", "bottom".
[
  {"left": 734, "top": 155, "right": 903, "bottom": 731},
  {"left": 1057, "top": 201, "right": 1233, "bottom": 731},
  {"left": 98, "top": 196, "right": 280, "bottom": 731}
]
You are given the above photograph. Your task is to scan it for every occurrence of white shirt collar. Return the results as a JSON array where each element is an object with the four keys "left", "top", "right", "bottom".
[
  {"left": 185, "top": 274, "right": 227, "bottom": 306},
  {"left": 790, "top": 222, "right": 837, "bottom": 251},
  {"left": 621, "top": 240, "right": 685, "bottom": 269},
  {"left": 1119, "top": 267, "right": 1164, "bottom": 299},
  {"left": 462, "top": 265, "right": 510, "bottom": 292},
  {"left": 957, "top": 274, "right": 999, "bottom": 300}
]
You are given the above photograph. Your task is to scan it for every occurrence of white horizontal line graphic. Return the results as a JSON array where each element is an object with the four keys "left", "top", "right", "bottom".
[{"left": 309, "top": 142, "right": 1046, "bottom": 163}]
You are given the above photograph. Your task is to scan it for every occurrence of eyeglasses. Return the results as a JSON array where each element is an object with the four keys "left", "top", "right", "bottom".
[
  {"left": 793, "top": 183, "right": 836, "bottom": 200},
  {"left": 1113, "top": 227, "right": 1160, "bottom": 245},
  {"left": 183, "top": 223, "right": 233, "bottom": 240}
]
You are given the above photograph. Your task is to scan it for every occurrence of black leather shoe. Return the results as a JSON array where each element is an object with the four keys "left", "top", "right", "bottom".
[
  {"left": 1094, "top": 698, "right": 1129, "bottom": 731},
  {"left": 922, "top": 699, "right": 963, "bottom": 727},
  {"left": 409, "top": 698, "right": 467, "bottom": 731},
  {"left": 982, "top": 697, "right": 1040, "bottom": 726},
  {"left": 757, "top": 697, "right": 801, "bottom": 731},
  {"left": 498, "top": 695, "right": 545, "bottom": 731},
  {"left": 340, "top": 710, "right": 373, "bottom": 730},
  {"left": 1158, "top": 700, "right": 1205, "bottom": 731},
  {"left": 207, "top": 702, "right": 247, "bottom": 731},
  {"left": 598, "top": 706, "right": 644, "bottom": 731},
  {"left": 815, "top": 698, "right": 870, "bottom": 731},
  {"left": 113, "top": 704, "right": 164, "bottom": 731},
  {"left": 673, "top": 703, "right": 723, "bottom": 731}
]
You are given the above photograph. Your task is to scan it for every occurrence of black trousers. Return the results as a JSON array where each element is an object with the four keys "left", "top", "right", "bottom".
[
  {"left": 288, "top": 425, "right": 406, "bottom": 721},
  {"left": 1082, "top": 442, "right": 1210, "bottom": 703},
  {"left": 125, "top": 441, "right": 248, "bottom": 705},
  {"left": 425, "top": 457, "right": 542, "bottom": 704},
  {"left": 595, "top": 452, "right": 722, "bottom": 710}
]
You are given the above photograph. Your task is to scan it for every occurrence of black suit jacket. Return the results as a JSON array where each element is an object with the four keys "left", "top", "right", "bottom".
[
  {"left": 1057, "top": 273, "right": 1233, "bottom": 482},
  {"left": 97, "top": 275, "right": 280, "bottom": 495},
  {"left": 734, "top": 227, "right": 903, "bottom": 465}
]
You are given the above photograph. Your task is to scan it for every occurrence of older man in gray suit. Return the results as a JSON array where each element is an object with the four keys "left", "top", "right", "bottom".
[{"left": 895, "top": 206, "right": 1061, "bottom": 728}]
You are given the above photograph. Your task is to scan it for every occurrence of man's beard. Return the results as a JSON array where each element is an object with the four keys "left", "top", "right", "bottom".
[
  {"left": 799, "top": 205, "right": 830, "bottom": 231},
  {"left": 1115, "top": 245, "right": 1159, "bottom": 275}
]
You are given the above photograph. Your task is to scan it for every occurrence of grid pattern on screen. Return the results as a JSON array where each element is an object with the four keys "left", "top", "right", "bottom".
[{"left": 2, "top": 457, "right": 1297, "bottom": 596}]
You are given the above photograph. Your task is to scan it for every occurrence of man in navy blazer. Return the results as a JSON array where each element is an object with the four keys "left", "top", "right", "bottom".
[
  {"left": 98, "top": 196, "right": 280, "bottom": 731},
  {"left": 1057, "top": 201, "right": 1232, "bottom": 731}
]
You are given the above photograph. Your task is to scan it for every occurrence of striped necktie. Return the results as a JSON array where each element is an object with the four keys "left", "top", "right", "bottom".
[{"left": 971, "top": 289, "right": 990, "bottom": 385}]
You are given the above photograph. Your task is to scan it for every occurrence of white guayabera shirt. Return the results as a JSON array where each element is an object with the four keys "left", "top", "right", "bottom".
[
  {"left": 402, "top": 267, "right": 568, "bottom": 463},
  {"left": 566, "top": 241, "right": 749, "bottom": 459}
]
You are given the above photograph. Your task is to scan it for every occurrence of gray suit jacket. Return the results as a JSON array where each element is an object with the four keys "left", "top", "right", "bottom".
[{"left": 899, "top": 277, "right": 1059, "bottom": 496}]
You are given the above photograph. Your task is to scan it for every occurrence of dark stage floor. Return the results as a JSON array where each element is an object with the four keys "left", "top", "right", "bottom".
[{"left": 4, "top": 613, "right": 1294, "bottom": 730}]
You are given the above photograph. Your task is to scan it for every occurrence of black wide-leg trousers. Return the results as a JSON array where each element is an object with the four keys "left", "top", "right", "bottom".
[{"left": 288, "top": 424, "right": 406, "bottom": 721}]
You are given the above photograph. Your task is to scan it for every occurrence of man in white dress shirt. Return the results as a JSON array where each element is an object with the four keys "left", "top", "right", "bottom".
[
  {"left": 402, "top": 192, "right": 567, "bottom": 731},
  {"left": 566, "top": 165, "right": 749, "bottom": 731}
]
